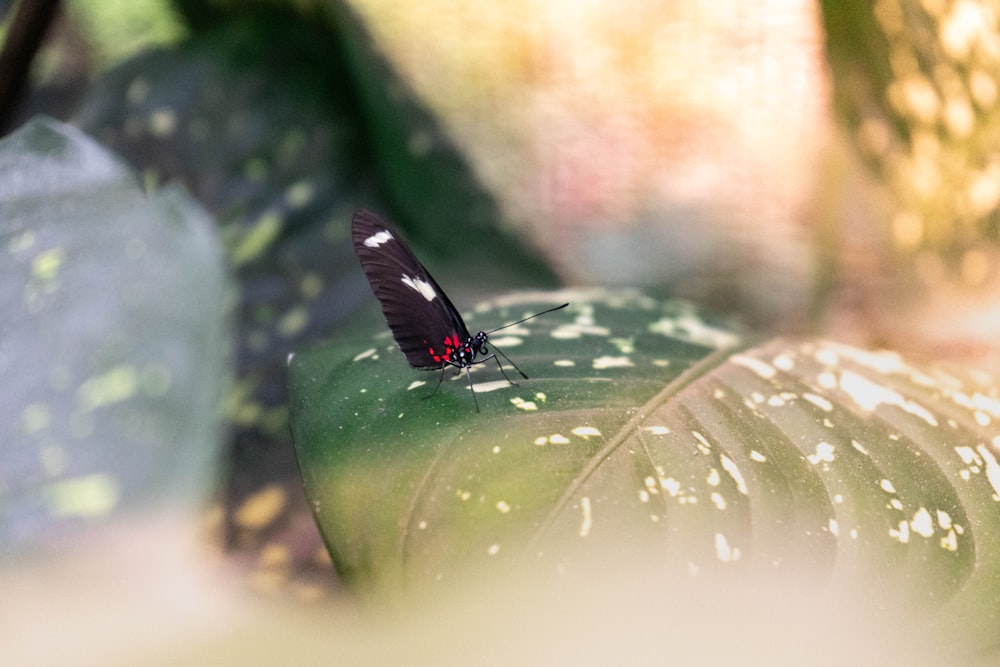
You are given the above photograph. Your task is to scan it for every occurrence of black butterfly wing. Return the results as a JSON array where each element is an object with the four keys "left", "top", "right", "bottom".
[{"left": 351, "top": 210, "right": 471, "bottom": 370}]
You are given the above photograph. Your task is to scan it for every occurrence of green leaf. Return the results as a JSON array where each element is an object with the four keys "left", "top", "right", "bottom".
[
  {"left": 0, "top": 117, "right": 231, "bottom": 553},
  {"left": 290, "top": 288, "right": 1000, "bottom": 652},
  {"left": 289, "top": 289, "right": 740, "bottom": 592}
]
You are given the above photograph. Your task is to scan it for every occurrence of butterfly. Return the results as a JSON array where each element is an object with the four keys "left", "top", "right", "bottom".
[{"left": 351, "top": 209, "right": 567, "bottom": 411}]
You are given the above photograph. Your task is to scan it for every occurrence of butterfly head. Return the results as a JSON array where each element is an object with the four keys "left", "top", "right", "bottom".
[{"left": 425, "top": 332, "right": 488, "bottom": 368}]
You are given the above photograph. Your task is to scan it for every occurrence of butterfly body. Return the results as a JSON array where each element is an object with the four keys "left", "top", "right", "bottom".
[{"left": 351, "top": 209, "right": 566, "bottom": 411}]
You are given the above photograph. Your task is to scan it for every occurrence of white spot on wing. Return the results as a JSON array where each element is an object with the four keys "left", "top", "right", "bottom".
[
  {"left": 363, "top": 230, "right": 394, "bottom": 247},
  {"left": 401, "top": 274, "right": 437, "bottom": 301}
]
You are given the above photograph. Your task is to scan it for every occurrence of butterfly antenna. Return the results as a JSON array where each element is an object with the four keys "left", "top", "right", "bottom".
[{"left": 485, "top": 303, "right": 569, "bottom": 335}]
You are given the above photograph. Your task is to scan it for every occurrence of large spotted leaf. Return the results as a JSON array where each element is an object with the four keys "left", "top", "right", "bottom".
[
  {"left": 289, "top": 288, "right": 1000, "bottom": 653},
  {"left": 0, "top": 117, "right": 231, "bottom": 552}
]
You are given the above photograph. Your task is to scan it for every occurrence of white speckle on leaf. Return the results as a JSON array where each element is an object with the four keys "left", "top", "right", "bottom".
[
  {"left": 941, "top": 530, "right": 959, "bottom": 552},
  {"left": 773, "top": 354, "right": 795, "bottom": 371},
  {"left": 911, "top": 507, "right": 934, "bottom": 538},
  {"left": 954, "top": 446, "right": 980, "bottom": 465},
  {"left": 706, "top": 469, "right": 721, "bottom": 487},
  {"left": 807, "top": 442, "right": 836, "bottom": 465},
  {"left": 714, "top": 533, "right": 740, "bottom": 562},
  {"left": 534, "top": 436, "right": 547, "bottom": 446},
  {"left": 487, "top": 544, "right": 500, "bottom": 556},
  {"left": 579, "top": 497, "right": 593, "bottom": 537},
  {"left": 817, "top": 372, "right": 837, "bottom": 389},
  {"left": 815, "top": 347, "right": 840, "bottom": 366},
  {"left": 353, "top": 348, "right": 377, "bottom": 362},
  {"left": 471, "top": 380, "right": 512, "bottom": 394},
  {"left": 660, "top": 477, "right": 681, "bottom": 496},
  {"left": 890, "top": 520, "right": 910, "bottom": 543},
  {"left": 731, "top": 354, "right": 775, "bottom": 379},
  {"left": 549, "top": 433, "right": 570, "bottom": 445},
  {"left": 592, "top": 356, "right": 634, "bottom": 370},
  {"left": 510, "top": 396, "right": 538, "bottom": 410},
  {"left": 976, "top": 445, "right": 1000, "bottom": 499},
  {"left": 496, "top": 500, "right": 511, "bottom": 514},
  {"left": 803, "top": 393, "right": 834, "bottom": 412},
  {"left": 828, "top": 518, "right": 839, "bottom": 536},
  {"left": 720, "top": 454, "right": 748, "bottom": 494},
  {"left": 750, "top": 450, "right": 767, "bottom": 462},
  {"left": 554, "top": 359, "right": 575, "bottom": 367},
  {"left": 551, "top": 321, "right": 611, "bottom": 339},
  {"left": 609, "top": 337, "right": 634, "bottom": 354},
  {"left": 571, "top": 426, "right": 602, "bottom": 439},
  {"left": 649, "top": 315, "right": 741, "bottom": 349},
  {"left": 45, "top": 473, "right": 120, "bottom": 518},
  {"left": 692, "top": 431, "right": 712, "bottom": 454},
  {"left": 880, "top": 479, "right": 897, "bottom": 494},
  {"left": 645, "top": 425, "right": 670, "bottom": 435},
  {"left": 710, "top": 492, "right": 727, "bottom": 510},
  {"left": 936, "top": 510, "right": 953, "bottom": 530},
  {"left": 489, "top": 335, "right": 522, "bottom": 347},
  {"left": 149, "top": 108, "right": 177, "bottom": 137},
  {"left": 77, "top": 365, "right": 139, "bottom": 411},
  {"left": 840, "top": 370, "right": 938, "bottom": 426},
  {"left": 22, "top": 403, "right": 50, "bottom": 435}
]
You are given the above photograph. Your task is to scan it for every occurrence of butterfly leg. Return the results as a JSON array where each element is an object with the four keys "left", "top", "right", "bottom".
[
  {"left": 464, "top": 366, "right": 480, "bottom": 413},
  {"left": 422, "top": 367, "right": 447, "bottom": 399}
]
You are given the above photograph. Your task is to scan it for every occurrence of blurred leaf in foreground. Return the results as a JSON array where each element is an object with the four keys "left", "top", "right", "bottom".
[{"left": 0, "top": 116, "right": 231, "bottom": 553}]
